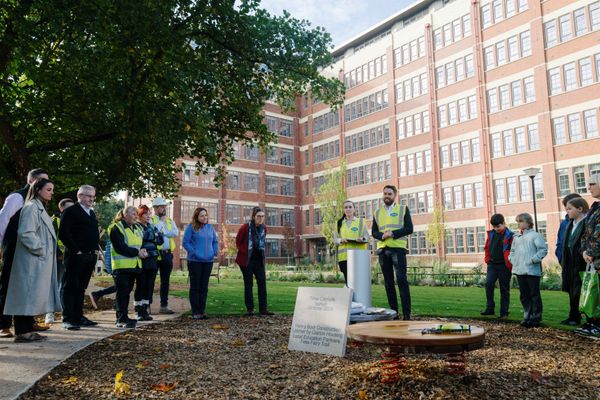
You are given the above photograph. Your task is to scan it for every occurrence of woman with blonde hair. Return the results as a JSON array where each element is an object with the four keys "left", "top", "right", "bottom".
[{"left": 509, "top": 213, "right": 548, "bottom": 328}]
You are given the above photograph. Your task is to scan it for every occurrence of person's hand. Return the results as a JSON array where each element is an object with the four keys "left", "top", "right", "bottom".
[
  {"left": 583, "top": 251, "right": 593, "bottom": 264},
  {"left": 340, "top": 238, "right": 348, "bottom": 244},
  {"left": 139, "top": 248, "right": 148, "bottom": 259},
  {"left": 382, "top": 231, "right": 393, "bottom": 240}
]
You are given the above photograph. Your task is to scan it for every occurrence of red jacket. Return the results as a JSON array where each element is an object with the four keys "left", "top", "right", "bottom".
[
  {"left": 235, "top": 223, "right": 268, "bottom": 267},
  {"left": 484, "top": 228, "right": 514, "bottom": 271}
]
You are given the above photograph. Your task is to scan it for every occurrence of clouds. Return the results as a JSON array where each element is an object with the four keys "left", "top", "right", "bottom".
[{"left": 259, "top": 0, "right": 414, "bottom": 47}]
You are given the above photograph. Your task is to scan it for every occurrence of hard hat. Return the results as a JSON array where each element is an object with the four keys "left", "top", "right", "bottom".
[{"left": 152, "top": 197, "right": 168, "bottom": 207}]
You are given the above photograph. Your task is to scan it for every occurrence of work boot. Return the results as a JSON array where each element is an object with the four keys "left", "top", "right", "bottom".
[
  {"left": 141, "top": 305, "right": 153, "bottom": 321},
  {"left": 135, "top": 305, "right": 144, "bottom": 321}
]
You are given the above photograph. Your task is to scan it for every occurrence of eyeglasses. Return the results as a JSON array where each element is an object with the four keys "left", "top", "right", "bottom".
[{"left": 589, "top": 183, "right": 597, "bottom": 187}]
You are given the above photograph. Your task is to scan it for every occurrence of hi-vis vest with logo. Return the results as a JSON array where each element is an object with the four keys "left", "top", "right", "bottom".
[
  {"left": 338, "top": 218, "right": 368, "bottom": 262},
  {"left": 374, "top": 204, "right": 408, "bottom": 250},
  {"left": 151, "top": 215, "right": 176, "bottom": 252},
  {"left": 51, "top": 215, "right": 65, "bottom": 253},
  {"left": 108, "top": 221, "right": 143, "bottom": 270}
]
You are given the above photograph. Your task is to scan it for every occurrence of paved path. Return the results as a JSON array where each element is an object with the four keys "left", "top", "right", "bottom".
[{"left": 0, "top": 286, "right": 189, "bottom": 400}]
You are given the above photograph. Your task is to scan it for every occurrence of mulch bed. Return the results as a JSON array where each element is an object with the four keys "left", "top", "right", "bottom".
[{"left": 20, "top": 316, "right": 600, "bottom": 399}]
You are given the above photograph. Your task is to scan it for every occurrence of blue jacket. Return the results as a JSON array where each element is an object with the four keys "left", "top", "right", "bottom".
[
  {"left": 555, "top": 214, "right": 570, "bottom": 260},
  {"left": 183, "top": 223, "right": 219, "bottom": 262},
  {"left": 509, "top": 229, "right": 548, "bottom": 276}
]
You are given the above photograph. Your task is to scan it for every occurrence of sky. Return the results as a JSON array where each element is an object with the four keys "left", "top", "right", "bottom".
[{"left": 259, "top": 0, "right": 417, "bottom": 48}]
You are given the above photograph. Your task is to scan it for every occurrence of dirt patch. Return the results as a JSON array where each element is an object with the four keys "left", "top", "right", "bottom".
[{"left": 20, "top": 316, "right": 600, "bottom": 399}]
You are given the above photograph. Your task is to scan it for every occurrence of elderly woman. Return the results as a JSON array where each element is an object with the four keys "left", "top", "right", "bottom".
[
  {"left": 4, "top": 178, "right": 61, "bottom": 342},
  {"left": 509, "top": 213, "right": 548, "bottom": 328},
  {"left": 578, "top": 174, "right": 600, "bottom": 338}
]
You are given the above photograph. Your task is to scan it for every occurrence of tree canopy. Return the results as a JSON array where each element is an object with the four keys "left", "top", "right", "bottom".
[{"left": 0, "top": 0, "right": 344, "bottom": 198}]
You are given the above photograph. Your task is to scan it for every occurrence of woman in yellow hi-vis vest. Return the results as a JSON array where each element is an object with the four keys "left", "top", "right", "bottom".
[
  {"left": 108, "top": 206, "right": 146, "bottom": 329},
  {"left": 335, "top": 200, "right": 369, "bottom": 284}
]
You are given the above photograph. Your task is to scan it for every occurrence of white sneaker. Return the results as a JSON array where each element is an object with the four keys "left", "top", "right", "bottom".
[{"left": 44, "top": 313, "right": 55, "bottom": 324}]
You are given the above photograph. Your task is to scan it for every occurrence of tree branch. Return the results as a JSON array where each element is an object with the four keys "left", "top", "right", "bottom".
[{"left": 26, "top": 132, "right": 115, "bottom": 153}]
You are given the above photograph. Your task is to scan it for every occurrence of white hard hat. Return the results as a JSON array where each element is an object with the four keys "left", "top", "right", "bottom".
[{"left": 152, "top": 197, "right": 168, "bottom": 207}]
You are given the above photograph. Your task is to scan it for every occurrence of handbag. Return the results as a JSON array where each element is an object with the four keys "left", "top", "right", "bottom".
[{"left": 579, "top": 263, "right": 600, "bottom": 319}]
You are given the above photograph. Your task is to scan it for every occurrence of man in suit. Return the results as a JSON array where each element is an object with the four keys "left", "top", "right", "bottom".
[
  {"left": 0, "top": 168, "right": 49, "bottom": 338},
  {"left": 59, "top": 185, "right": 100, "bottom": 330}
]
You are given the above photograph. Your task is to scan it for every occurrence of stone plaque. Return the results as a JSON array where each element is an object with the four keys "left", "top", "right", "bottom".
[{"left": 288, "top": 287, "right": 353, "bottom": 357}]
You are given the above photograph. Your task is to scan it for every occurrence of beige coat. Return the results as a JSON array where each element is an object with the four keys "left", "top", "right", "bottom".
[{"left": 3, "top": 198, "right": 61, "bottom": 316}]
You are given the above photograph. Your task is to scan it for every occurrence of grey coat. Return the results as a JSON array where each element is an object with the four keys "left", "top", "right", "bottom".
[
  {"left": 3, "top": 198, "right": 62, "bottom": 316},
  {"left": 509, "top": 228, "right": 548, "bottom": 276}
]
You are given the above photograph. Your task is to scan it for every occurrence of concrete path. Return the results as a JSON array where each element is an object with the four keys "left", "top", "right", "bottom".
[{"left": 0, "top": 286, "right": 189, "bottom": 400}]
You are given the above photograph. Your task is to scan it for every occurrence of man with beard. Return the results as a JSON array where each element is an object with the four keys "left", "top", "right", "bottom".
[{"left": 372, "top": 185, "right": 413, "bottom": 320}]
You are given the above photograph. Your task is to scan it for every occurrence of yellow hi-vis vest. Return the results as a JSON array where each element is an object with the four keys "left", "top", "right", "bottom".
[
  {"left": 151, "top": 215, "right": 176, "bottom": 251},
  {"left": 374, "top": 204, "right": 408, "bottom": 250},
  {"left": 51, "top": 214, "right": 65, "bottom": 254},
  {"left": 337, "top": 218, "right": 368, "bottom": 262},
  {"left": 109, "top": 221, "right": 143, "bottom": 270}
]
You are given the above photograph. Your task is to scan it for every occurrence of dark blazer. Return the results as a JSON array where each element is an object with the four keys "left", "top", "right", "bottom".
[
  {"left": 560, "top": 219, "right": 586, "bottom": 296},
  {"left": 58, "top": 203, "right": 99, "bottom": 253}
]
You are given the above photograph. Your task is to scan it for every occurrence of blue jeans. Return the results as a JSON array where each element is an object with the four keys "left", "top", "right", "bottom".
[
  {"left": 188, "top": 261, "right": 213, "bottom": 315},
  {"left": 378, "top": 248, "right": 411, "bottom": 318}
]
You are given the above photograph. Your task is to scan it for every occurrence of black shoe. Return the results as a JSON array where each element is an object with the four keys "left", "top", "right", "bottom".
[
  {"left": 246, "top": 309, "right": 255, "bottom": 316},
  {"left": 480, "top": 310, "right": 494, "bottom": 316},
  {"left": 498, "top": 314, "right": 509, "bottom": 320},
  {"left": 79, "top": 317, "right": 98, "bottom": 326},
  {"left": 63, "top": 322, "right": 81, "bottom": 330},
  {"left": 116, "top": 320, "right": 137, "bottom": 329},
  {"left": 259, "top": 310, "right": 274, "bottom": 316},
  {"left": 402, "top": 315, "right": 411, "bottom": 321},
  {"left": 560, "top": 318, "right": 580, "bottom": 326}
]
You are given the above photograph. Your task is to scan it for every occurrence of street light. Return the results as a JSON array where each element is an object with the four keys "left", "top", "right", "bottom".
[{"left": 523, "top": 167, "right": 541, "bottom": 232}]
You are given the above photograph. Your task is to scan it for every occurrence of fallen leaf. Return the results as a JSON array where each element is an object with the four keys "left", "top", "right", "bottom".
[
  {"left": 529, "top": 369, "right": 546, "bottom": 384},
  {"left": 210, "top": 324, "right": 228, "bottom": 330},
  {"left": 358, "top": 389, "right": 369, "bottom": 400},
  {"left": 159, "top": 363, "right": 172, "bottom": 370},
  {"left": 135, "top": 360, "right": 152, "bottom": 369},
  {"left": 114, "top": 370, "right": 130, "bottom": 395},
  {"left": 62, "top": 376, "right": 78, "bottom": 384},
  {"left": 151, "top": 381, "right": 178, "bottom": 392},
  {"left": 231, "top": 339, "right": 246, "bottom": 347}
]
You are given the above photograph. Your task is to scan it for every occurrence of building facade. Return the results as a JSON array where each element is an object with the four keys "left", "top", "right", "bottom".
[{"left": 153, "top": 0, "right": 600, "bottom": 268}]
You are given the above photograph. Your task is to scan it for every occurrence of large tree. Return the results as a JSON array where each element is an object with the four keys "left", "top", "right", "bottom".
[{"left": 0, "top": 0, "right": 344, "bottom": 198}]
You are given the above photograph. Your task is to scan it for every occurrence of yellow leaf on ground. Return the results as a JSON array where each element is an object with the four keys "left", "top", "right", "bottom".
[
  {"left": 62, "top": 376, "right": 78, "bottom": 384},
  {"left": 358, "top": 389, "right": 369, "bottom": 400},
  {"left": 151, "top": 381, "right": 178, "bottom": 392},
  {"left": 114, "top": 370, "right": 131, "bottom": 395},
  {"left": 210, "top": 324, "right": 228, "bottom": 330}
]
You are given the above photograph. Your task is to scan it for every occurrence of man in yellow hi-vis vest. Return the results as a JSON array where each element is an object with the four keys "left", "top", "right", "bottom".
[
  {"left": 151, "top": 197, "right": 179, "bottom": 314},
  {"left": 372, "top": 185, "right": 413, "bottom": 320}
]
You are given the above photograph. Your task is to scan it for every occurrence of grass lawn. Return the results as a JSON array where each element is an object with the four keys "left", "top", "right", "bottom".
[{"left": 167, "top": 276, "right": 575, "bottom": 331}]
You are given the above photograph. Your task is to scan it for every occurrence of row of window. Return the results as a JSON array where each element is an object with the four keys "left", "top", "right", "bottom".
[
  {"left": 227, "top": 171, "right": 259, "bottom": 192},
  {"left": 393, "top": 36, "right": 425, "bottom": 68},
  {"left": 181, "top": 201, "right": 219, "bottom": 224},
  {"left": 487, "top": 76, "right": 535, "bottom": 113},
  {"left": 494, "top": 174, "right": 544, "bottom": 204},
  {"left": 262, "top": 207, "right": 294, "bottom": 227},
  {"left": 490, "top": 123, "right": 540, "bottom": 158},
  {"left": 397, "top": 110, "right": 430, "bottom": 139},
  {"left": 265, "top": 116, "right": 295, "bottom": 137},
  {"left": 442, "top": 182, "right": 485, "bottom": 210},
  {"left": 266, "top": 147, "right": 294, "bottom": 166},
  {"left": 395, "top": 73, "right": 428, "bottom": 103},
  {"left": 544, "top": 2, "right": 600, "bottom": 48},
  {"left": 312, "top": 109, "right": 340, "bottom": 135},
  {"left": 343, "top": 89, "right": 389, "bottom": 123},
  {"left": 557, "top": 163, "right": 600, "bottom": 196},
  {"left": 552, "top": 109, "right": 599, "bottom": 146},
  {"left": 343, "top": 54, "right": 388, "bottom": 89},
  {"left": 399, "top": 190, "right": 434, "bottom": 215},
  {"left": 440, "top": 138, "right": 481, "bottom": 168},
  {"left": 444, "top": 227, "right": 486, "bottom": 255},
  {"left": 312, "top": 140, "right": 341, "bottom": 164},
  {"left": 435, "top": 53, "right": 475, "bottom": 89},
  {"left": 265, "top": 176, "right": 295, "bottom": 196},
  {"left": 438, "top": 95, "right": 478, "bottom": 128},
  {"left": 483, "top": 30, "right": 531, "bottom": 71},
  {"left": 344, "top": 123, "right": 390, "bottom": 154},
  {"left": 481, "top": 0, "right": 528, "bottom": 30},
  {"left": 399, "top": 149, "right": 432, "bottom": 177},
  {"left": 233, "top": 143, "right": 260, "bottom": 161},
  {"left": 548, "top": 53, "right": 600, "bottom": 96},
  {"left": 346, "top": 159, "right": 392, "bottom": 187},
  {"left": 433, "top": 14, "right": 471, "bottom": 50},
  {"left": 182, "top": 166, "right": 217, "bottom": 188}
]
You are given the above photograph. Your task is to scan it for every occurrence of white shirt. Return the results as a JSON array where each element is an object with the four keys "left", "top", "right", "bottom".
[
  {"left": 80, "top": 203, "right": 92, "bottom": 215},
  {"left": 384, "top": 203, "right": 397, "bottom": 216},
  {"left": 0, "top": 193, "right": 25, "bottom": 244}
]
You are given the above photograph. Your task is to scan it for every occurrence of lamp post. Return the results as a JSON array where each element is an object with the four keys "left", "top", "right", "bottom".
[{"left": 523, "top": 167, "right": 541, "bottom": 232}]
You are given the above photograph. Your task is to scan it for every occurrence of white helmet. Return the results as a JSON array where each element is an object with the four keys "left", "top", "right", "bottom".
[{"left": 152, "top": 197, "right": 168, "bottom": 207}]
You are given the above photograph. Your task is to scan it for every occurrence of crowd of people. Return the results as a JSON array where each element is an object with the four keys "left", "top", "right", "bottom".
[{"left": 1, "top": 169, "right": 599, "bottom": 342}]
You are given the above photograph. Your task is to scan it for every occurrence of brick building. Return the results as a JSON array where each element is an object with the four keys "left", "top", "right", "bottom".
[{"left": 136, "top": 0, "right": 600, "bottom": 268}]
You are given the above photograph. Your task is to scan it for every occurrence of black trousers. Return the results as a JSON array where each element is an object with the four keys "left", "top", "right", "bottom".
[
  {"left": 113, "top": 271, "right": 137, "bottom": 323},
  {"left": 0, "top": 243, "right": 16, "bottom": 329},
  {"left": 378, "top": 248, "right": 411, "bottom": 318},
  {"left": 188, "top": 261, "right": 213, "bottom": 315},
  {"left": 516, "top": 274, "right": 543, "bottom": 323},
  {"left": 240, "top": 256, "right": 268, "bottom": 312},
  {"left": 338, "top": 260, "right": 348, "bottom": 285},
  {"left": 134, "top": 268, "right": 158, "bottom": 303},
  {"left": 568, "top": 291, "right": 581, "bottom": 322},
  {"left": 156, "top": 252, "right": 173, "bottom": 307},
  {"left": 14, "top": 315, "right": 34, "bottom": 336},
  {"left": 62, "top": 253, "right": 96, "bottom": 323},
  {"left": 484, "top": 263, "right": 512, "bottom": 315}
]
